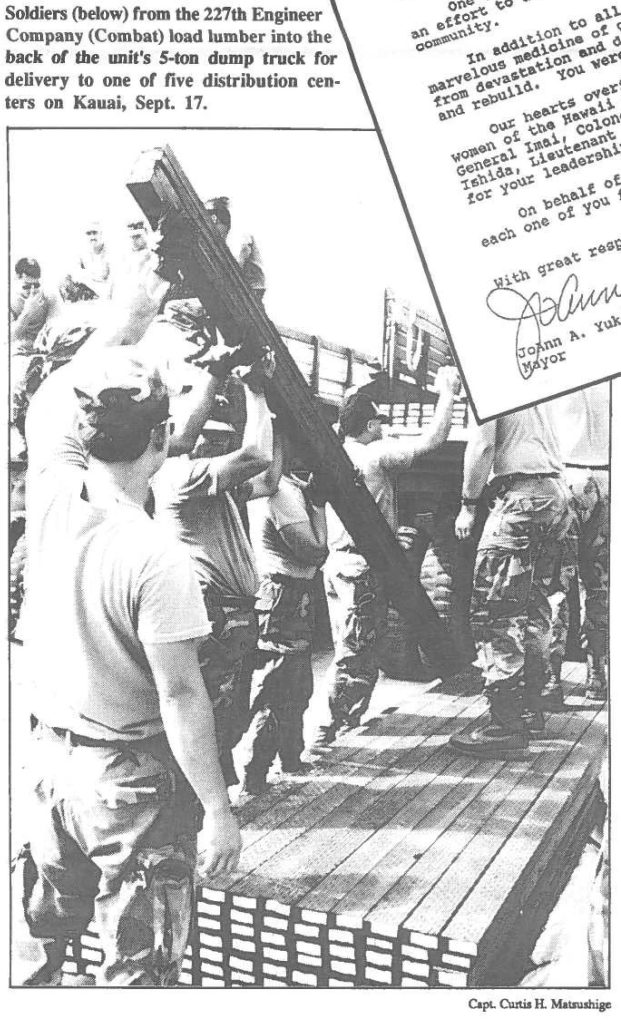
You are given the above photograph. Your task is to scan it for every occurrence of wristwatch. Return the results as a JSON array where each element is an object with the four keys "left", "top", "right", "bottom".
[{"left": 461, "top": 496, "right": 480, "bottom": 507}]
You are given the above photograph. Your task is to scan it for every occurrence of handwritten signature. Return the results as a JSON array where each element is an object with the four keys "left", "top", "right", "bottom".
[{"left": 486, "top": 273, "right": 621, "bottom": 379}]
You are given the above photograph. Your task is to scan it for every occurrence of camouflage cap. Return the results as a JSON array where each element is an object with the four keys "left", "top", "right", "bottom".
[{"left": 37, "top": 319, "right": 96, "bottom": 361}]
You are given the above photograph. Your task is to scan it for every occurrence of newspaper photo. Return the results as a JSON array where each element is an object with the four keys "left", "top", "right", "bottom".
[{"left": 2, "top": 0, "right": 615, "bottom": 1014}]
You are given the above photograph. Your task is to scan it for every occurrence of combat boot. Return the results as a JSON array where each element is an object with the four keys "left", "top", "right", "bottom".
[
  {"left": 239, "top": 765, "right": 269, "bottom": 797},
  {"left": 522, "top": 709, "right": 546, "bottom": 739},
  {"left": 450, "top": 683, "right": 529, "bottom": 759},
  {"left": 539, "top": 653, "right": 565, "bottom": 712},
  {"left": 585, "top": 653, "right": 608, "bottom": 703},
  {"left": 308, "top": 722, "right": 338, "bottom": 756}
]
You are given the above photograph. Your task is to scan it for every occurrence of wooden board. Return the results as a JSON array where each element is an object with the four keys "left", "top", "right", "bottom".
[
  {"left": 64, "top": 664, "right": 605, "bottom": 987},
  {"left": 126, "top": 145, "right": 460, "bottom": 676}
]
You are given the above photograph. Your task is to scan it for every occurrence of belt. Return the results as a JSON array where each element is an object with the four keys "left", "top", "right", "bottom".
[
  {"left": 564, "top": 463, "right": 608, "bottom": 472},
  {"left": 36, "top": 719, "right": 166, "bottom": 750},
  {"left": 208, "top": 594, "right": 256, "bottom": 612},
  {"left": 495, "top": 472, "right": 560, "bottom": 485},
  {"left": 267, "top": 573, "right": 314, "bottom": 585}
]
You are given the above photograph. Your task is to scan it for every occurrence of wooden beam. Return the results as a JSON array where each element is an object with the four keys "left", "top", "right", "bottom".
[{"left": 127, "top": 145, "right": 460, "bottom": 675}]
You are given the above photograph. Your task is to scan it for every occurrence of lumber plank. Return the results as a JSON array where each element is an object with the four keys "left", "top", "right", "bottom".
[
  {"left": 235, "top": 686, "right": 481, "bottom": 832},
  {"left": 444, "top": 712, "right": 606, "bottom": 951},
  {"left": 399, "top": 706, "right": 601, "bottom": 940},
  {"left": 126, "top": 145, "right": 459, "bottom": 675},
  {"left": 366, "top": 705, "right": 594, "bottom": 939},
  {"left": 327, "top": 752, "right": 506, "bottom": 920},
  {"left": 230, "top": 694, "right": 487, "bottom": 898}
]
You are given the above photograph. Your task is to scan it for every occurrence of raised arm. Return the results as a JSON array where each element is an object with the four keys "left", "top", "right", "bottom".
[
  {"left": 377, "top": 366, "right": 462, "bottom": 471},
  {"left": 244, "top": 425, "right": 286, "bottom": 500},
  {"left": 168, "top": 370, "right": 220, "bottom": 456},
  {"left": 278, "top": 498, "right": 328, "bottom": 568}
]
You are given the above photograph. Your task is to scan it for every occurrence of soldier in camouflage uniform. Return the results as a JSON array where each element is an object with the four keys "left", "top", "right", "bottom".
[
  {"left": 313, "top": 368, "right": 461, "bottom": 748},
  {"left": 543, "top": 384, "right": 610, "bottom": 706},
  {"left": 154, "top": 358, "right": 274, "bottom": 787},
  {"left": 14, "top": 299, "right": 241, "bottom": 984},
  {"left": 243, "top": 433, "right": 328, "bottom": 791},
  {"left": 452, "top": 404, "right": 573, "bottom": 758}
]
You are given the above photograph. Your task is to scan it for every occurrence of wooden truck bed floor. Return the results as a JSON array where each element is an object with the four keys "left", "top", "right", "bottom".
[{"left": 67, "top": 663, "right": 606, "bottom": 988}]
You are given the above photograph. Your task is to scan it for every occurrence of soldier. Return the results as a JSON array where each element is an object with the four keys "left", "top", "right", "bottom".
[
  {"left": 542, "top": 384, "right": 610, "bottom": 707},
  {"left": 11, "top": 258, "right": 56, "bottom": 439},
  {"left": 153, "top": 352, "right": 274, "bottom": 788},
  {"left": 205, "top": 196, "right": 267, "bottom": 302},
  {"left": 60, "top": 221, "right": 114, "bottom": 303},
  {"left": 451, "top": 403, "right": 574, "bottom": 758},
  {"left": 11, "top": 257, "right": 50, "bottom": 346},
  {"left": 242, "top": 432, "right": 328, "bottom": 793},
  {"left": 126, "top": 217, "right": 150, "bottom": 254},
  {"left": 14, "top": 291, "right": 241, "bottom": 986},
  {"left": 313, "top": 367, "right": 461, "bottom": 747}
]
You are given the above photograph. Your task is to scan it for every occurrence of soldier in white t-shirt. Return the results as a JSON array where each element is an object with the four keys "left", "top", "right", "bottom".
[
  {"left": 314, "top": 367, "right": 461, "bottom": 748},
  {"left": 15, "top": 307, "right": 241, "bottom": 985}
]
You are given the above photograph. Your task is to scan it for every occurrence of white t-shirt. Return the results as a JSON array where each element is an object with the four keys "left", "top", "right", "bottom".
[
  {"left": 22, "top": 371, "right": 210, "bottom": 742},
  {"left": 248, "top": 476, "right": 317, "bottom": 580},
  {"left": 326, "top": 436, "right": 413, "bottom": 570},
  {"left": 490, "top": 405, "right": 564, "bottom": 478},
  {"left": 549, "top": 384, "right": 610, "bottom": 467},
  {"left": 154, "top": 455, "right": 259, "bottom": 600}
]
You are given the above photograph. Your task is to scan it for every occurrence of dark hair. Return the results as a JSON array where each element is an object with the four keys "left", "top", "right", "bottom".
[
  {"left": 75, "top": 366, "right": 169, "bottom": 463},
  {"left": 15, "top": 257, "right": 41, "bottom": 279},
  {"left": 205, "top": 197, "right": 231, "bottom": 233},
  {"left": 338, "top": 394, "right": 383, "bottom": 438}
]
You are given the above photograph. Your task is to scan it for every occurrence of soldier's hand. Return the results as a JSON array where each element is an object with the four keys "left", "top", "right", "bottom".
[
  {"left": 16, "top": 289, "right": 46, "bottom": 330},
  {"left": 397, "top": 526, "right": 417, "bottom": 552},
  {"left": 235, "top": 347, "right": 276, "bottom": 393},
  {"left": 436, "top": 365, "right": 461, "bottom": 396},
  {"left": 196, "top": 806, "right": 242, "bottom": 880},
  {"left": 199, "top": 334, "right": 254, "bottom": 379},
  {"left": 455, "top": 506, "right": 476, "bottom": 541}
]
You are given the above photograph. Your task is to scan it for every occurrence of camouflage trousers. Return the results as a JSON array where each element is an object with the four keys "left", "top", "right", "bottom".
[
  {"left": 12, "top": 724, "right": 199, "bottom": 986},
  {"left": 471, "top": 476, "right": 573, "bottom": 704},
  {"left": 550, "top": 468, "right": 609, "bottom": 667},
  {"left": 325, "top": 558, "right": 388, "bottom": 729},
  {"left": 198, "top": 598, "right": 258, "bottom": 786},
  {"left": 244, "top": 575, "right": 315, "bottom": 774}
]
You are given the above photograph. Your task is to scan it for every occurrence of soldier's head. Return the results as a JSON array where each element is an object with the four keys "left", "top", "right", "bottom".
[
  {"left": 337, "top": 393, "right": 388, "bottom": 444},
  {"left": 14, "top": 257, "right": 41, "bottom": 300},
  {"left": 204, "top": 196, "right": 231, "bottom": 241},
  {"left": 84, "top": 221, "right": 105, "bottom": 255},
  {"left": 127, "top": 218, "right": 149, "bottom": 253},
  {"left": 74, "top": 351, "right": 171, "bottom": 476}
]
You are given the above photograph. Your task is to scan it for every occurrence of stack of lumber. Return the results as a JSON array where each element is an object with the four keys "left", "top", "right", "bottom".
[{"left": 63, "top": 664, "right": 606, "bottom": 987}]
